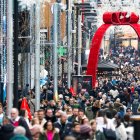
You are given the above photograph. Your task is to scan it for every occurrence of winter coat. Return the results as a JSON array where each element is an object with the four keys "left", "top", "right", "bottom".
[
  {"left": 132, "top": 98, "right": 139, "bottom": 114},
  {"left": 116, "top": 123, "right": 127, "bottom": 140},
  {"left": 54, "top": 120, "right": 72, "bottom": 140},
  {"left": 91, "top": 131, "right": 106, "bottom": 140},
  {"left": 69, "top": 131, "right": 81, "bottom": 140},
  {"left": 10, "top": 135, "right": 29, "bottom": 140},
  {"left": 96, "top": 117, "right": 115, "bottom": 132},
  {"left": 10, "top": 117, "right": 32, "bottom": 140},
  {"left": 39, "top": 131, "right": 60, "bottom": 140},
  {"left": 85, "top": 106, "right": 94, "bottom": 120},
  {"left": 68, "top": 115, "right": 76, "bottom": 123},
  {"left": 0, "top": 124, "right": 14, "bottom": 140},
  {"left": 92, "top": 106, "right": 100, "bottom": 118}
]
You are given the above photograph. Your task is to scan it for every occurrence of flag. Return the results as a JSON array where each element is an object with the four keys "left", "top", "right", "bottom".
[
  {"left": 54, "top": 90, "right": 59, "bottom": 102},
  {"left": 20, "top": 97, "right": 32, "bottom": 120},
  {"left": 70, "top": 87, "right": 76, "bottom": 97}
]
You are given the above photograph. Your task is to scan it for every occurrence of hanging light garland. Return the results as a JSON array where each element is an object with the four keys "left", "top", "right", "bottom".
[
  {"left": 96, "top": 0, "right": 140, "bottom": 27},
  {"left": 18, "top": 0, "right": 36, "bottom": 10},
  {"left": 18, "top": 0, "right": 52, "bottom": 10}
]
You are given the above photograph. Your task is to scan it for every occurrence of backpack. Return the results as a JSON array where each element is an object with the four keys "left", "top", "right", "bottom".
[{"left": 103, "top": 128, "right": 116, "bottom": 140}]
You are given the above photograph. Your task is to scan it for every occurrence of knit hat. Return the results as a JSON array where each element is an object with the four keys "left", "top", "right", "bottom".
[
  {"left": 80, "top": 125, "right": 91, "bottom": 134},
  {"left": 84, "top": 92, "right": 89, "bottom": 99}
]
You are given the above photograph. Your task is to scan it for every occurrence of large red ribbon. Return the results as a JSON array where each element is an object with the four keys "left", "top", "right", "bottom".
[{"left": 86, "top": 12, "right": 140, "bottom": 87}]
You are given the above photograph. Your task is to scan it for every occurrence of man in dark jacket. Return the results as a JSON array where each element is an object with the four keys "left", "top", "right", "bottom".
[
  {"left": 45, "top": 108, "right": 57, "bottom": 123},
  {"left": 40, "top": 87, "right": 47, "bottom": 101},
  {"left": 54, "top": 112, "right": 72, "bottom": 140},
  {"left": 68, "top": 108, "right": 79, "bottom": 123},
  {"left": 69, "top": 122, "right": 81, "bottom": 140}
]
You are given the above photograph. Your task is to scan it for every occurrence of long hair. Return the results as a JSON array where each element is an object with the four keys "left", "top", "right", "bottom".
[
  {"left": 97, "top": 110, "right": 107, "bottom": 124},
  {"left": 93, "top": 100, "right": 101, "bottom": 108},
  {"left": 43, "top": 121, "right": 55, "bottom": 131}
]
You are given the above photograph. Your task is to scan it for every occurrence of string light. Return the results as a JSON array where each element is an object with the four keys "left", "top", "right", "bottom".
[
  {"left": 96, "top": 0, "right": 140, "bottom": 27},
  {"left": 18, "top": 0, "right": 36, "bottom": 10}
]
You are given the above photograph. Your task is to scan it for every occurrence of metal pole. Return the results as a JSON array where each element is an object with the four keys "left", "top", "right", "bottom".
[
  {"left": 78, "top": 11, "right": 82, "bottom": 75},
  {"left": 35, "top": 0, "right": 41, "bottom": 111},
  {"left": 7, "top": 0, "right": 14, "bottom": 115},
  {"left": 53, "top": 3, "right": 58, "bottom": 96},
  {"left": 131, "top": 116, "right": 140, "bottom": 140},
  {"left": 67, "top": 0, "right": 72, "bottom": 88},
  {"left": 13, "top": 0, "right": 18, "bottom": 108},
  {"left": 114, "top": 27, "right": 116, "bottom": 53},
  {"left": 71, "top": 7, "right": 75, "bottom": 74}
]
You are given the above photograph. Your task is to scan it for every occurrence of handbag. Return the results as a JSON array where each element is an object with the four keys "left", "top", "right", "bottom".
[{"left": 103, "top": 127, "right": 116, "bottom": 140}]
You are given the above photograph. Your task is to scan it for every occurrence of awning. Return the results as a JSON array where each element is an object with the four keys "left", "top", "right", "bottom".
[{"left": 82, "top": 61, "right": 119, "bottom": 71}]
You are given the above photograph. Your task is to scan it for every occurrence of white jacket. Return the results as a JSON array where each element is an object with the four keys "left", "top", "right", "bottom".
[
  {"left": 96, "top": 117, "right": 115, "bottom": 132},
  {"left": 116, "top": 123, "right": 127, "bottom": 140}
]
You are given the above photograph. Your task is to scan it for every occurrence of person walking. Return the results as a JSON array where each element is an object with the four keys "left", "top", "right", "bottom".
[{"left": 10, "top": 108, "right": 32, "bottom": 140}]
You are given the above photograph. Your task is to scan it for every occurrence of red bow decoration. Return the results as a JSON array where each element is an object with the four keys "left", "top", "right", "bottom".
[
  {"left": 103, "top": 12, "right": 139, "bottom": 25},
  {"left": 86, "top": 12, "right": 140, "bottom": 87}
]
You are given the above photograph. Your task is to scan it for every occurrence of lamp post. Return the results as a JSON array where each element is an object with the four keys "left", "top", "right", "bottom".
[
  {"left": 7, "top": 0, "right": 14, "bottom": 115},
  {"left": 114, "top": 27, "right": 116, "bottom": 53},
  {"left": 13, "top": 0, "right": 19, "bottom": 108},
  {"left": 77, "top": 10, "right": 82, "bottom": 75},
  {"left": 35, "top": 0, "right": 41, "bottom": 111},
  {"left": 67, "top": 0, "right": 72, "bottom": 88},
  {"left": 53, "top": 3, "right": 58, "bottom": 99}
]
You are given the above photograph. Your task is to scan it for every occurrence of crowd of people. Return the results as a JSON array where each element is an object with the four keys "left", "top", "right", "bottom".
[{"left": 0, "top": 45, "right": 140, "bottom": 140}]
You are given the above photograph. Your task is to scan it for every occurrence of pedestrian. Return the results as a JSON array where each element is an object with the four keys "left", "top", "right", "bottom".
[
  {"left": 37, "top": 110, "right": 47, "bottom": 128},
  {"left": 90, "top": 119, "right": 106, "bottom": 140},
  {"left": 10, "top": 108, "right": 32, "bottom": 139},
  {"left": 79, "top": 124, "right": 92, "bottom": 140},
  {"left": 115, "top": 113, "right": 127, "bottom": 140},
  {"left": 54, "top": 112, "right": 72, "bottom": 140},
  {"left": 39, "top": 121, "right": 60, "bottom": 140}
]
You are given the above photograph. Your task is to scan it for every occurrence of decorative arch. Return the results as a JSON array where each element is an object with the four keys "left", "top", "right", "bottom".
[{"left": 86, "top": 12, "right": 140, "bottom": 87}]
